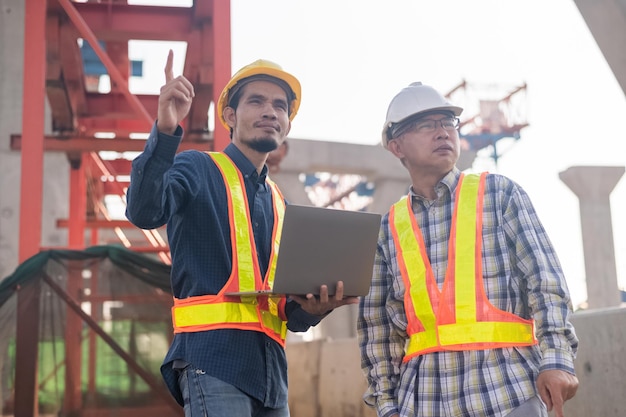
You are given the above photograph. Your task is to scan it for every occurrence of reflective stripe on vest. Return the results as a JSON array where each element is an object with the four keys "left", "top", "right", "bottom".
[
  {"left": 171, "top": 152, "right": 287, "bottom": 345},
  {"left": 390, "top": 172, "right": 537, "bottom": 361}
]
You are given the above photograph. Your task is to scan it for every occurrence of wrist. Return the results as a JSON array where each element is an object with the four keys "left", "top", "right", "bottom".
[{"left": 156, "top": 119, "right": 177, "bottom": 135}]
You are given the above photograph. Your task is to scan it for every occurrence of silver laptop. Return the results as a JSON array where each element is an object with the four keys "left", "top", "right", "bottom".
[{"left": 225, "top": 204, "right": 381, "bottom": 297}]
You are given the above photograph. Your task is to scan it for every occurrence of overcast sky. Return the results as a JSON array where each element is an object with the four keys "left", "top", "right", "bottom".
[{"left": 129, "top": 0, "right": 626, "bottom": 308}]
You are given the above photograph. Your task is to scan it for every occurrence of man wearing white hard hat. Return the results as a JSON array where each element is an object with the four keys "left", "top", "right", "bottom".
[
  {"left": 357, "top": 82, "right": 579, "bottom": 417},
  {"left": 126, "top": 51, "right": 358, "bottom": 417}
]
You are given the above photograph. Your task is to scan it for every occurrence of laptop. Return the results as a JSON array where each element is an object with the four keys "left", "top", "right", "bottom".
[{"left": 225, "top": 204, "right": 381, "bottom": 297}]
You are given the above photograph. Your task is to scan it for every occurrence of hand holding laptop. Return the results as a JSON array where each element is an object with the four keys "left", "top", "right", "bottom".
[{"left": 287, "top": 281, "right": 359, "bottom": 316}]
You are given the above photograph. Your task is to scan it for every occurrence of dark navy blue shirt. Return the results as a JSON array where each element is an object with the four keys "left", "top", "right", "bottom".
[{"left": 125, "top": 124, "right": 322, "bottom": 407}]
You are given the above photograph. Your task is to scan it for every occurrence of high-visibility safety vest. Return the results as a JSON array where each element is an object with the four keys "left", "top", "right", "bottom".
[
  {"left": 171, "top": 152, "right": 288, "bottom": 347},
  {"left": 390, "top": 172, "right": 537, "bottom": 362}
]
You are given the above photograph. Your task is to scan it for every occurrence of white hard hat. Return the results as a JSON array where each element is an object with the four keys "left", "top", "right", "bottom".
[{"left": 381, "top": 82, "right": 463, "bottom": 149}]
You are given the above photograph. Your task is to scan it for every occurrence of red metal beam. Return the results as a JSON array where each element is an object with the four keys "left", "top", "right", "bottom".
[
  {"left": 102, "top": 182, "right": 129, "bottom": 195},
  {"left": 83, "top": 92, "right": 159, "bottom": 119},
  {"left": 184, "top": 27, "right": 214, "bottom": 135},
  {"left": 72, "top": 2, "right": 192, "bottom": 42},
  {"left": 76, "top": 118, "right": 165, "bottom": 136},
  {"left": 11, "top": 134, "right": 213, "bottom": 152},
  {"left": 64, "top": 267, "right": 83, "bottom": 412},
  {"left": 57, "top": 0, "right": 153, "bottom": 129},
  {"left": 211, "top": 0, "right": 231, "bottom": 150},
  {"left": 19, "top": 0, "right": 46, "bottom": 262},
  {"left": 183, "top": 0, "right": 216, "bottom": 135},
  {"left": 59, "top": 22, "right": 88, "bottom": 117},
  {"left": 46, "top": 13, "right": 76, "bottom": 132},
  {"left": 102, "top": 158, "right": 132, "bottom": 173},
  {"left": 106, "top": 40, "right": 131, "bottom": 94},
  {"left": 15, "top": 4, "right": 46, "bottom": 415},
  {"left": 68, "top": 155, "right": 87, "bottom": 248},
  {"left": 14, "top": 2, "right": 231, "bottom": 413},
  {"left": 87, "top": 266, "right": 99, "bottom": 400},
  {"left": 20, "top": 0, "right": 231, "bottom": 264}
]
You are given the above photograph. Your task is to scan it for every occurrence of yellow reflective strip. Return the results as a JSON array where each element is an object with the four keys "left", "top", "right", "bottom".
[
  {"left": 393, "top": 199, "right": 437, "bottom": 331},
  {"left": 454, "top": 174, "right": 480, "bottom": 324},
  {"left": 260, "top": 309, "right": 287, "bottom": 337},
  {"left": 175, "top": 302, "right": 286, "bottom": 336},
  {"left": 406, "top": 328, "right": 438, "bottom": 353},
  {"left": 266, "top": 180, "right": 285, "bottom": 289},
  {"left": 439, "top": 321, "right": 535, "bottom": 344},
  {"left": 174, "top": 302, "right": 258, "bottom": 328},
  {"left": 211, "top": 153, "right": 255, "bottom": 292}
]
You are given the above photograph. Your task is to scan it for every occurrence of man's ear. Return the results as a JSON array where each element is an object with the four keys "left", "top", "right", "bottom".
[
  {"left": 387, "top": 139, "right": 404, "bottom": 159},
  {"left": 223, "top": 106, "right": 236, "bottom": 129}
]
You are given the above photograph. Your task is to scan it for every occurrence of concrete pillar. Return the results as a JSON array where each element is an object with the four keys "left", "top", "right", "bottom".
[
  {"left": 369, "top": 178, "right": 410, "bottom": 214},
  {"left": 559, "top": 166, "right": 625, "bottom": 308},
  {"left": 270, "top": 171, "right": 312, "bottom": 205}
]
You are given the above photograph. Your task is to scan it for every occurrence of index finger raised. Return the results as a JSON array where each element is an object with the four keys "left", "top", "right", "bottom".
[{"left": 164, "top": 49, "right": 174, "bottom": 82}]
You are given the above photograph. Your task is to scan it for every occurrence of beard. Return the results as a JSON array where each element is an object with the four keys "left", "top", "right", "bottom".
[{"left": 246, "top": 137, "right": 279, "bottom": 153}]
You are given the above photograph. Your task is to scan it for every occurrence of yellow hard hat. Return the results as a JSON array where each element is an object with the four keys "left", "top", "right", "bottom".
[{"left": 217, "top": 59, "right": 301, "bottom": 131}]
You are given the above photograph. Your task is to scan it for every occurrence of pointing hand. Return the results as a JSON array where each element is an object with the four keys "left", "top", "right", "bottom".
[{"left": 157, "top": 49, "right": 195, "bottom": 135}]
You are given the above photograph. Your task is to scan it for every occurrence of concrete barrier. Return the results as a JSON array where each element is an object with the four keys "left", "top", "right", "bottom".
[
  {"left": 565, "top": 306, "right": 626, "bottom": 417},
  {"left": 287, "top": 306, "right": 626, "bottom": 417}
]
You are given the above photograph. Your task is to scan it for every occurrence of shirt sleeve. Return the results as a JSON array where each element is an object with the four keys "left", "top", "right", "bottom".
[
  {"left": 125, "top": 123, "right": 188, "bottom": 229},
  {"left": 500, "top": 177, "right": 579, "bottom": 374},
  {"left": 284, "top": 300, "right": 324, "bottom": 332},
  {"left": 357, "top": 223, "right": 404, "bottom": 417}
]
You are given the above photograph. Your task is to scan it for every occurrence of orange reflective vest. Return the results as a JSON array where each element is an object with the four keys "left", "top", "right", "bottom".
[
  {"left": 390, "top": 172, "right": 537, "bottom": 362},
  {"left": 171, "top": 152, "right": 288, "bottom": 347}
]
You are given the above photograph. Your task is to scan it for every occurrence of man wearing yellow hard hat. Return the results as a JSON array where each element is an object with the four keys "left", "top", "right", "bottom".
[{"left": 126, "top": 51, "right": 358, "bottom": 416}]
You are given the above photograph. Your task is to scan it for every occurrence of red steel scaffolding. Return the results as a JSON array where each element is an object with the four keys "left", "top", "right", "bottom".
[{"left": 11, "top": 1, "right": 231, "bottom": 416}]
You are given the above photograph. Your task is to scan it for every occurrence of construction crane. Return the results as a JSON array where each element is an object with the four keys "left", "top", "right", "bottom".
[{"left": 447, "top": 80, "right": 529, "bottom": 167}]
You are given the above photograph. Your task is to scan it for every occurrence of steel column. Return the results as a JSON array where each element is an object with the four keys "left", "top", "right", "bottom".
[
  {"left": 212, "top": 0, "right": 231, "bottom": 150},
  {"left": 15, "top": 0, "right": 47, "bottom": 415}
]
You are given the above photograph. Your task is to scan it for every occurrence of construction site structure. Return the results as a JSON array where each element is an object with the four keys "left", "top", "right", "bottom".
[
  {"left": 4, "top": 3, "right": 527, "bottom": 416},
  {"left": 10, "top": 3, "right": 531, "bottom": 259},
  {"left": 7, "top": 1, "right": 232, "bottom": 416},
  {"left": 2, "top": 1, "right": 625, "bottom": 417}
]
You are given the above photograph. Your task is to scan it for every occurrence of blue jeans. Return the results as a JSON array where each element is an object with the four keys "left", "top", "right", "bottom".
[{"left": 177, "top": 365, "right": 290, "bottom": 417}]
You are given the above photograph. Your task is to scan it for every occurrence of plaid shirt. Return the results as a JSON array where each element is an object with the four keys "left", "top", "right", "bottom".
[{"left": 357, "top": 167, "right": 578, "bottom": 417}]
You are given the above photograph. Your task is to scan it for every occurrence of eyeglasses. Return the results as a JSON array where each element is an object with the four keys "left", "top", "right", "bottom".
[
  {"left": 411, "top": 117, "right": 460, "bottom": 134},
  {"left": 390, "top": 117, "right": 459, "bottom": 139}
]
